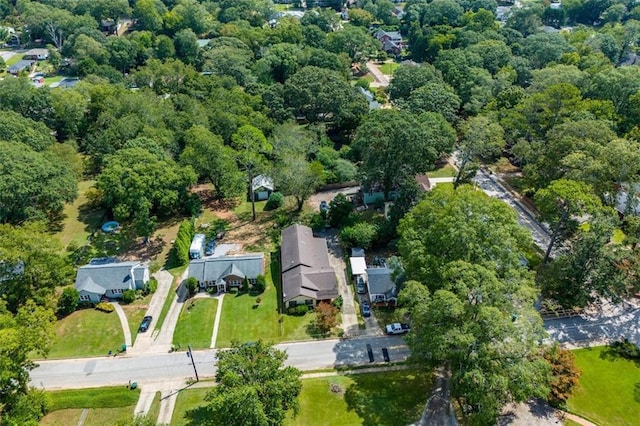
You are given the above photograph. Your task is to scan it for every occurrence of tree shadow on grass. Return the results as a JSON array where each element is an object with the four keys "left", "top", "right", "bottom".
[
  {"left": 343, "top": 369, "right": 432, "bottom": 426},
  {"left": 184, "top": 404, "right": 215, "bottom": 425}
]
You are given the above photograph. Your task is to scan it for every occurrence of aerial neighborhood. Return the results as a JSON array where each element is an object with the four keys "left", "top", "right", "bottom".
[{"left": 1, "top": 0, "right": 640, "bottom": 425}]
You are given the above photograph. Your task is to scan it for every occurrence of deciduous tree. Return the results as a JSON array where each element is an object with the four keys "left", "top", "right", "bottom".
[{"left": 204, "top": 341, "right": 302, "bottom": 425}]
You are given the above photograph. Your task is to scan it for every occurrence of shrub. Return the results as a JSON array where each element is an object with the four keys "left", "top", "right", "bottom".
[
  {"left": 253, "top": 274, "right": 266, "bottom": 294},
  {"left": 328, "top": 193, "right": 354, "bottom": 228},
  {"left": 144, "top": 277, "right": 158, "bottom": 295},
  {"left": 95, "top": 302, "right": 114, "bottom": 313},
  {"left": 265, "top": 192, "right": 284, "bottom": 210},
  {"left": 122, "top": 289, "right": 136, "bottom": 304},
  {"left": 332, "top": 295, "right": 343, "bottom": 310},
  {"left": 543, "top": 343, "right": 581, "bottom": 407},
  {"left": 339, "top": 221, "right": 378, "bottom": 250},
  {"left": 288, "top": 305, "right": 309, "bottom": 315},
  {"left": 611, "top": 339, "right": 640, "bottom": 360},
  {"left": 315, "top": 302, "right": 339, "bottom": 334},
  {"left": 256, "top": 297, "right": 262, "bottom": 305},
  {"left": 241, "top": 277, "right": 250, "bottom": 293},
  {"left": 185, "top": 277, "right": 198, "bottom": 296},
  {"left": 57, "top": 287, "right": 79, "bottom": 317}
]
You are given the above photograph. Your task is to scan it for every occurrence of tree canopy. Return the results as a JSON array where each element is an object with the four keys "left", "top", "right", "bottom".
[{"left": 204, "top": 341, "right": 302, "bottom": 426}]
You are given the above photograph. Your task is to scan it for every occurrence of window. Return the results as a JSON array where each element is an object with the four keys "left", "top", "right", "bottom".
[
  {"left": 305, "top": 299, "right": 313, "bottom": 306},
  {"left": 228, "top": 279, "right": 241, "bottom": 287},
  {"left": 249, "top": 278, "right": 256, "bottom": 285},
  {"left": 289, "top": 301, "right": 297, "bottom": 308},
  {"left": 79, "top": 294, "right": 90, "bottom": 301}
]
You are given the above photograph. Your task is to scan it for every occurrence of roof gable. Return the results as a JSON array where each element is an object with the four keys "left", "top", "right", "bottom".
[{"left": 75, "top": 262, "right": 143, "bottom": 292}]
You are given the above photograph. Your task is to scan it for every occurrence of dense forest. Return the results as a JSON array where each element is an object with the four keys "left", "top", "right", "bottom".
[{"left": 0, "top": 0, "right": 640, "bottom": 424}]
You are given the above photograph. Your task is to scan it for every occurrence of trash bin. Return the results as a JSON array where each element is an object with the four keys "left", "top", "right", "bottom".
[
  {"left": 129, "top": 382, "right": 137, "bottom": 390},
  {"left": 121, "top": 344, "right": 127, "bottom": 352}
]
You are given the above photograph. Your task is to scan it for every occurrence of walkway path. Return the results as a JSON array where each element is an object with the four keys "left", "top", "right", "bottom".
[
  {"left": 133, "top": 384, "right": 158, "bottom": 418},
  {"left": 110, "top": 302, "right": 132, "bottom": 347},
  {"left": 130, "top": 270, "right": 174, "bottom": 354},
  {"left": 157, "top": 380, "right": 187, "bottom": 425},
  {"left": 209, "top": 293, "right": 225, "bottom": 348},
  {"left": 559, "top": 412, "right": 598, "bottom": 426}
]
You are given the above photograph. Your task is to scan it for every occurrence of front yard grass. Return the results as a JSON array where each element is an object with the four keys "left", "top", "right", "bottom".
[
  {"left": 173, "top": 297, "right": 218, "bottom": 349},
  {"left": 567, "top": 346, "right": 640, "bottom": 425},
  {"left": 43, "top": 385, "right": 140, "bottom": 425},
  {"left": 46, "top": 309, "right": 124, "bottom": 359},
  {"left": 170, "top": 369, "right": 431, "bottom": 426},
  {"left": 373, "top": 306, "right": 405, "bottom": 332},
  {"left": 171, "top": 387, "right": 210, "bottom": 426},
  {"left": 378, "top": 62, "right": 399, "bottom": 75},
  {"left": 47, "top": 386, "right": 140, "bottom": 411},
  {"left": 427, "top": 164, "right": 457, "bottom": 178},
  {"left": 215, "top": 261, "right": 330, "bottom": 348}
]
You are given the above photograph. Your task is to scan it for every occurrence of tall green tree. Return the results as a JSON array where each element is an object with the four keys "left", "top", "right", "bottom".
[
  {"left": 354, "top": 110, "right": 455, "bottom": 200},
  {"left": 231, "top": 125, "right": 272, "bottom": 221},
  {"left": 203, "top": 341, "right": 302, "bottom": 426},
  {"left": 96, "top": 147, "right": 197, "bottom": 238},
  {"left": 0, "top": 142, "right": 77, "bottom": 225},
  {"left": 455, "top": 116, "right": 505, "bottom": 187},
  {"left": 534, "top": 179, "right": 603, "bottom": 264},
  {"left": 0, "top": 300, "right": 55, "bottom": 425},
  {"left": 0, "top": 222, "right": 73, "bottom": 311},
  {"left": 399, "top": 185, "right": 532, "bottom": 285},
  {"left": 180, "top": 126, "right": 245, "bottom": 200},
  {"left": 273, "top": 156, "right": 322, "bottom": 211}
]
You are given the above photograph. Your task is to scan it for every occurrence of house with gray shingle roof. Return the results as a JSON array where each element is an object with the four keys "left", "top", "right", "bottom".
[
  {"left": 75, "top": 261, "right": 150, "bottom": 303},
  {"left": 281, "top": 224, "right": 338, "bottom": 309},
  {"left": 188, "top": 253, "right": 265, "bottom": 293},
  {"left": 365, "top": 267, "right": 397, "bottom": 305}
]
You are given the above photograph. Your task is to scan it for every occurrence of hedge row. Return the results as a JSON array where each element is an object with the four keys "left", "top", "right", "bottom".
[{"left": 171, "top": 220, "right": 195, "bottom": 266}]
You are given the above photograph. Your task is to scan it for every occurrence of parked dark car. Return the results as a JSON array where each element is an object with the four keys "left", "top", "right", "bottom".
[
  {"left": 361, "top": 301, "right": 371, "bottom": 317},
  {"left": 139, "top": 316, "right": 153, "bottom": 333},
  {"left": 205, "top": 239, "right": 216, "bottom": 256},
  {"left": 319, "top": 200, "right": 328, "bottom": 212}
]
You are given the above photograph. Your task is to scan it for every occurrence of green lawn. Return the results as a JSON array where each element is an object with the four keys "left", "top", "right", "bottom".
[
  {"left": 567, "top": 346, "right": 640, "bottom": 425},
  {"left": 233, "top": 199, "right": 268, "bottom": 222},
  {"left": 171, "top": 387, "right": 210, "bottom": 426},
  {"left": 55, "top": 180, "right": 104, "bottom": 249},
  {"left": 215, "top": 262, "right": 324, "bottom": 348},
  {"left": 156, "top": 288, "right": 177, "bottom": 332},
  {"left": 5, "top": 53, "right": 23, "bottom": 66},
  {"left": 46, "top": 309, "right": 124, "bottom": 359},
  {"left": 427, "top": 164, "right": 457, "bottom": 178},
  {"left": 44, "top": 75, "right": 64, "bottom": 86},
  {"left": 171, "top": 369, "right": 431, "bottom": 426},
  {"left": 373, "top": 307, "right": 405, "bottom": 332},
  {"left": 47, "top": 386, "right": 140, "bottom": 411},
  {"left": 173, "top": 297, "right": 219, "bottom": 349},
  {"left": 147, "top": 391, "right": 161, "bottom": 424},
  {"left": 378, "top": 62, "right": 399, "bottom": 75}
]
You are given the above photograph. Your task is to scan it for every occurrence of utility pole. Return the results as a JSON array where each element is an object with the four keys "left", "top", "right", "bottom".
[{"left": 187, "top": 345, "right": 199, "bottom": 382}]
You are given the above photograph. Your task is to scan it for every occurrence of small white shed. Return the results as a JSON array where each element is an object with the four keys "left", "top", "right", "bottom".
[{"left": 349, "top": 257, "right": 367, "bottom": 277}]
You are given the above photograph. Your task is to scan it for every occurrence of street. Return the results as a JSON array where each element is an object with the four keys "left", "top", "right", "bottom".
[
  {"left": 31, "top": 336, "right": 410, "bottom": 389},
  {"left": 473, "top": 169, "right": 553, "bottom": 255}
]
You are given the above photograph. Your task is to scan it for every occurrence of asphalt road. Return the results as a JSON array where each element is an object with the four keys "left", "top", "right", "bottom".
[
  {"left": 473, "top": 169, "right": 553, "bottom": 255},
  {"left": 31, "top": 336, "right": 410, "bottom": 390}
]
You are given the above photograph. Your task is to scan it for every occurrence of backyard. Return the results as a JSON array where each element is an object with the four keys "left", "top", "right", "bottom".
[
  {"left": 378, "top": 62, "right": 399, "bottom": 75},
  {"left": 567, "top": 346, "right": 640, "bottom": 425},
  {"left": 41, "top": 386, "right": 140, "bottom": 426},
  {"left": 173, "top": 297, "right": 219, "bottom": 349},
  {"left": 45, "top": 308, "right": 124, "bottom": 359},
  {"left": 171, "top": 369, "right": 431, "bottom": 426}
]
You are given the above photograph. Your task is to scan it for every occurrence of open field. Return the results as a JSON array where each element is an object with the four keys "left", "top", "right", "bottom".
[
  {"left": 46, "top": 309, "right": 124, "bottom": 359},
  {"left": 567, "top": 346, "right": 640, "bottom": 425},
  {"left": 55, "top": 180, "right": 103, "bottom": 249}
]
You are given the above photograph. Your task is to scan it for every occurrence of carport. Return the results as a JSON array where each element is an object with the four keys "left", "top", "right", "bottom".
[{"left": 349, "top": 257, "right": 367, "bottom": 277}]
